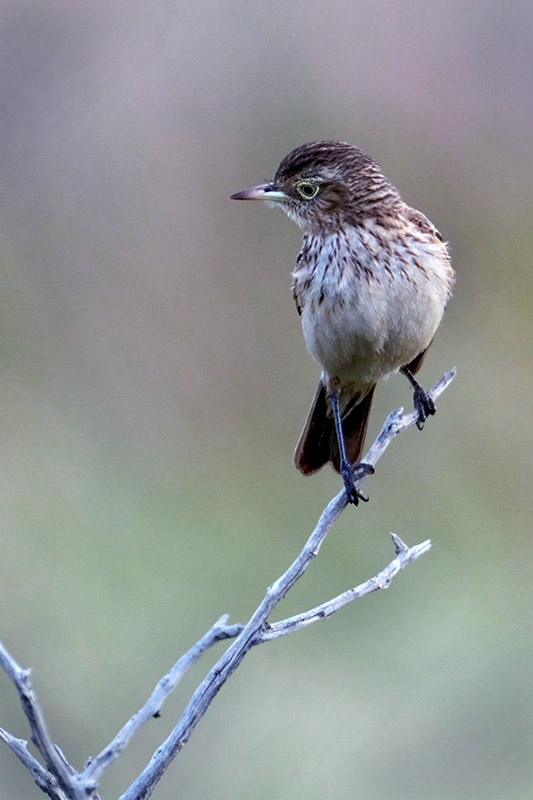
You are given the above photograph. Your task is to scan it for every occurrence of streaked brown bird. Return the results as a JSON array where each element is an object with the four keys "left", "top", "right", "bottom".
[{"left": 231, "top": 141, "right": 455, "bottom": 503}]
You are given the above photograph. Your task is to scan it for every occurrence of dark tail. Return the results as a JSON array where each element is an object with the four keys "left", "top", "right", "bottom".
[{"left": 294, "top": 383, "right": 376, "bottom": 475}]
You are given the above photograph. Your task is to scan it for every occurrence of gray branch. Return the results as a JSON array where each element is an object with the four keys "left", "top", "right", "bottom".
[
  {"left": 0, "top": 725, "right": 57, "bottom": 799},
  {"left": 0, "top": 368, "right": 455, "bottom": 800},
  {"left": 0, "top": 641, "right": 87, "bottom": 800},
  {"left": 82, "top": 616, "right": 243, "bottom": 783},
  {"left": 259, "top": 533, "right": 432, "bottom": 641}
]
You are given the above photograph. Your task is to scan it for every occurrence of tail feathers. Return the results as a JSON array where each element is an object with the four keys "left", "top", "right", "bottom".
[
  {"left": 294, "top": 383, "right": 376, "bottom": 475},
  {"left": 293, "top": 384, "right": 332, "bottom": 475}
]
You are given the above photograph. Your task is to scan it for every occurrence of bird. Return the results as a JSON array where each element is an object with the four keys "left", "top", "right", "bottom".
[{"left": 231, "top": 141, "right": 455, "bottom": 503}]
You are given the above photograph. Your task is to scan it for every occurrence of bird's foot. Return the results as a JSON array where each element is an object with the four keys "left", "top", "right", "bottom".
[
  {"left": 340, "top": 460, "right": 375, "bottom": 505},
  {"left": 401, "top": 365, "right": 436, "bottom": 430},
  {"left": 413, "top": 387, "right": 436, "bottom": 430}
]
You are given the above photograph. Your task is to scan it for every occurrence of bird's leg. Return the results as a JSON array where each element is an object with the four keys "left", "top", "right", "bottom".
[
  {"left": 329, "top": 386, "right": 374, "bottom": 505},
  {"left": 401, "top": 365, "right": 436, "bottom": 430}
]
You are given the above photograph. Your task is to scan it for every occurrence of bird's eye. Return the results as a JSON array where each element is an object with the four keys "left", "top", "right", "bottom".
[{"left": 296, "top": 181, "right": 319, "bottom": 200}]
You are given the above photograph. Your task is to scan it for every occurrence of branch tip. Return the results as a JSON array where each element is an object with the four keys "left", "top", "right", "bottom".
[{"left": 390, "top": 533, "right": 408, "bottom": 554}]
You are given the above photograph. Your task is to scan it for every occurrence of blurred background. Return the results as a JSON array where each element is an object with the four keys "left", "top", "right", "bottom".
[{"left": 1, "top": 2, "right": 531, "bottom": 798}]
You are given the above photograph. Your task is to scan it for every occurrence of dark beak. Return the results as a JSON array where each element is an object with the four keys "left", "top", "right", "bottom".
[{"left": 230, "top": 183, "right": 288, "bottom": 202}]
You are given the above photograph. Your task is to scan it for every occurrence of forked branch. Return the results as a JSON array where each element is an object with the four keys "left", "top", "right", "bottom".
[{"left": 0, "top": 368, "right": 455, "bottom": 800}]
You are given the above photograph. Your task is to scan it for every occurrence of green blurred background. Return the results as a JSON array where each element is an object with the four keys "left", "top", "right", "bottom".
[{"left": 1, "top": 2, "right": 531, "bottom": 798}]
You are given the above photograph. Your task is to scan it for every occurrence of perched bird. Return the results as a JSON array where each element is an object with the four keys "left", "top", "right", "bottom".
[{"left": 231, "top": 141, "right": 455, "bottom": 503}]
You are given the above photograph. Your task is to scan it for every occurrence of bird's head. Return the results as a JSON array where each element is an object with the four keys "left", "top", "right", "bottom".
[{"left": 231, "top": 141, "right": 401, "bottom": 234}]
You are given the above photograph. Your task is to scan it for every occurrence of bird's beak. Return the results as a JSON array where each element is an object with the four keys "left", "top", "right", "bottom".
[{"left": 230, "top": 183, "right": 288, "bottom": 202}]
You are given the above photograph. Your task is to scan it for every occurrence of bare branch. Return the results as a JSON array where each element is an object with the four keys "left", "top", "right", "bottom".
[
  {"left": 0, "top": 641, "right": 91, "bottom": 800},
  {"left": 0, "top": 618, "right": 243, "bottom": 800},
  {"left": 259, "top": 534, "right": 432, "bottom": 640},
  {"left": 118, "top": 532, "right": 433, "bottom": 800},
  {"left": 0, "top": 727, "right": 60, "bottom": 799},
  {"left": 0, "top": 369, "right": 455, "bottom": 800},
  {"left": 82, "top": 616, "right": 243, "bottom": 783},
  {"left": 362, "top": 368, "right": 456, "bottom": 471},
  {"left": 118, "top": 370, "right": 455, "bottom": 800}
]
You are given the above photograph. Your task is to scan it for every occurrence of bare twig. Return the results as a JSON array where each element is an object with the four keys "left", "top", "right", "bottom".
[
  {"left": 362, "top": 369, "right": 456, "bottom": 470},
  {"left": 259, "top": 534, "right": 432, "bottom": 641},
  {"left": 82, "top": 616, "right": 243, "bottom": 783},
  {"left": 0, "top": 641, "right": 91, "bottom": 800},
  {"left": 0, "top": 726, "right": 58, "bottom": 799},
  {"left": 0, "top": 618, "right": 242, "bottom": 800},
  {"left": 0, "top": 369, "right": 455, "bottom": 800}
]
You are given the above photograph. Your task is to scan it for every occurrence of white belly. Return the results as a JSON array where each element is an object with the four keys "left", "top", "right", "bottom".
[{"left": 295, "top": 226, "right": 451, "bottom": 386}]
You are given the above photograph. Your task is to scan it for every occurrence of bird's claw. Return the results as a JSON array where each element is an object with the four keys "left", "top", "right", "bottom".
[
  {"left": 413, "top": 387, "right": 436, "bottom": 430},
  {"left": 340, "top": 461, "right": 374, "bottom": 505}
]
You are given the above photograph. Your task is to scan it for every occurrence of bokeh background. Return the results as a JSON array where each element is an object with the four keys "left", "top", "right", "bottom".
[{"left": 1, "top": 2, "right": 531, "bottom": 798}]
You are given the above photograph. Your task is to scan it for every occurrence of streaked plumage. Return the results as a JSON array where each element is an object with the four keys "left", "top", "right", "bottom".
[{"left": 232, "top": 141, "right": 455, "bottom": 501}]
